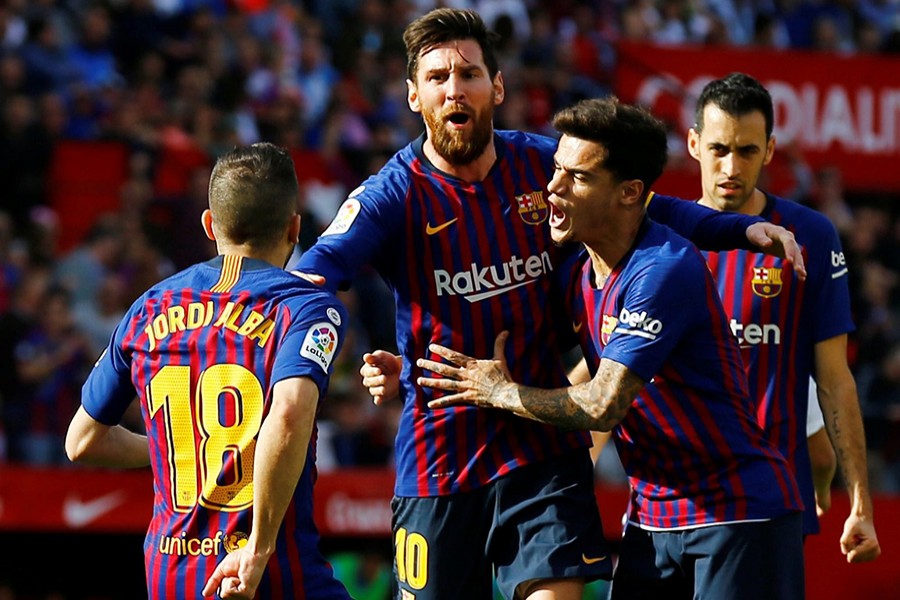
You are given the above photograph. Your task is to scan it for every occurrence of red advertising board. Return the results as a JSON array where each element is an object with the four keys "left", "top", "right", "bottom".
[
  {"left": 0, "top": 466, "right": 896, "bottom": 598},
  {"left": 615, "top": 42, "right": 900, "bottom": 194}
]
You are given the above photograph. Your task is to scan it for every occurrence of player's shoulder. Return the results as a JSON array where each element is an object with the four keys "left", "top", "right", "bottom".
[
  {"left": 768, "top": 194, "right": 835, "bottom": 234},
  {"left": 495, "top": 129, "right": 557, "bottom": 157},
  {"left": 633, "top": 220, "right": 706, "bottom": 274},
  {"left": 346, "top": 143, "right": 420, "bottom": 203}
]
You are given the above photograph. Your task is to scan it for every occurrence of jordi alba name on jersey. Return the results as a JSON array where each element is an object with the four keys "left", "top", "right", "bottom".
[
  {"left": 299, "top": 131, "right": 591, "bottom": 497},
  {"left": 653, "top": 193, "right": 853, "bottom": 535},
  {"left": 568, "top": 220, "right": 802, "bottom": 530},
  {"left": 82, "top": 256, "right": 349, "bottom": 599}
]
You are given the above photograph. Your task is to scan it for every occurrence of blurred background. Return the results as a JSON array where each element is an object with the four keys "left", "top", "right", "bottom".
[{"left": 1, "top": 0, "right": 899, "bottom": 598}]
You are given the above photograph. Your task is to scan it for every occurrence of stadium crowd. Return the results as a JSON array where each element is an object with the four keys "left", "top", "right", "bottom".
[{"left": 1, "top": 0, "right": 900, "bottom": 497}]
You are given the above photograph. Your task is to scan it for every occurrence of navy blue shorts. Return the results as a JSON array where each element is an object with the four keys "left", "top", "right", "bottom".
[
  {"left": 610, "top": 512, "right": 804, "bottom": 600},
  {"left": 391, "top": 449, "right": 611, "bottom": 600}
]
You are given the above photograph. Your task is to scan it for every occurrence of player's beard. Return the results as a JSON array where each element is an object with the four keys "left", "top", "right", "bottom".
[{"left": 423, "top": 98, "right": 494, "bottom": 166}]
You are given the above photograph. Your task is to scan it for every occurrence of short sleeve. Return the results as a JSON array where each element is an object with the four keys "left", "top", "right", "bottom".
[{"left": 601, "top": 251, "right": 705, "bottom": 382}]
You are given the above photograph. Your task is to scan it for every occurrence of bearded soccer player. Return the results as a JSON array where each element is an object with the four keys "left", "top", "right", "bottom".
[
  {"left": 66, "top": 144, "right": 351, "bottom": 600},
  {"left": 651, "top": 72, "right": 879, "bottom": 562},
  {"left": 421, "top": 98, "right": 805, "bottom": 599},
  {"left": 300, "top": 9, "right": 804, "bottom": 600}
]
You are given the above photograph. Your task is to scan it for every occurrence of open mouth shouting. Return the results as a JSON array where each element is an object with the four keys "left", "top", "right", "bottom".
[{"left": 548, "top": 197, "right": 568, "bottom": 230}]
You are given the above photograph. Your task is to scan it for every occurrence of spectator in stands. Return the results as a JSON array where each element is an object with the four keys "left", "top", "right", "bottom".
[{"left": 13, "top": 284, "right": 89, "bottom": 465}]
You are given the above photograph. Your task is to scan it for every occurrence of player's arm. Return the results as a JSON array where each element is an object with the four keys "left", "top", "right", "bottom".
[
  {"left": 65, "top": 405, "right": 150, "bottom": 468},
  {"left": 566, "top": 358, "right": 613, "bottom": 461},
  {"left": 419, "top": 332, "right": 645, "bottom": 432},
  {"left": 814, "top": 334, "right": 881, "bottom": 563},
  {"left": 203, "top": 376, "right": 319, "bottom": 599},
  {"left": 647, "top": 193, "right": 805, "bottom": 278}
]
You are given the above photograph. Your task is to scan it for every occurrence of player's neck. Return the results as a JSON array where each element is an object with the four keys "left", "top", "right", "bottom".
[
  {"left": 215, "top": 243, "right": 289, "bottom": 269},
  {"left": 422, "top": 137, "right": 497, "bottom": 183},
  {"left": 582, "top": 213, "right": 643, "bottom": 288}
]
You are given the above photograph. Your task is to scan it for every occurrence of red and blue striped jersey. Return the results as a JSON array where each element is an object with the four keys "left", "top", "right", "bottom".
[
  {"left": 298, "top": 132, "right": 773, "bottom": 498},
  {"left": 81, "top": 255, "right": 350, "bottom": 599},
  {"left": 652, "top": 193, "right": 853, "bottom": 535},
  {"left": 565, "top": 219, "right": 803, "bottom": 530},
  {"left": 299, "top": 131, "right": 590, "bottom": 496}
]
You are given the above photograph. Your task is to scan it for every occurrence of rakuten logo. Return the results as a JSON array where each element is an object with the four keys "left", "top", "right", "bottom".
[
  {"left": 730, "top": 319, "right": 782, "bottom": 347},
  {"left": 434, "top": 251, "right": 552, "bottom": 302},
  {"left": 614, "top": 307, "right": 663, "bottom": 340}
]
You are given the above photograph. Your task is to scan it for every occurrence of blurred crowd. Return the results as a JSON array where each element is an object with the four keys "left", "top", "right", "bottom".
[{"left": 2, "top": 0, "right": 900, "bottom": 496}]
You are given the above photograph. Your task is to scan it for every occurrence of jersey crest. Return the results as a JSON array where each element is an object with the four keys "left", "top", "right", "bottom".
[
  {"left": 515, "top": 191, "right": 548, "bottom": 225},
  {"left": 751, "top": 266, "right": 783, "bottom": 298}
]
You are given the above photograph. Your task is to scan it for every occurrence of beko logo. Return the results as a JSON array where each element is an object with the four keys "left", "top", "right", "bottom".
[{"left": 434, "top": 251, "right": 552, "bottom": 302}]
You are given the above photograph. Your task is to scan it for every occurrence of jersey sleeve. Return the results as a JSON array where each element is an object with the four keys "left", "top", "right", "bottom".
[
  {"left": 647, "top": 193, "right": 764, "bottom": 252},
  {"left": 296, "top": 173, "right": 406, "bottom": 293},
  {"left": 805, "top": 216, "right": 855, "bottom": 342},
  {"left": 81, "top": 315, "right": 139, "bottom": 425},
  {"left": 272, "top": 292, "right": 349, "bottom": 396},
  {"left": 601, "top": 250, "right": 704, "bottom": 382}
]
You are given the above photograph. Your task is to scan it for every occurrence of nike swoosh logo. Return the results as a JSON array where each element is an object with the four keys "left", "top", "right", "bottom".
[
  {"left": 63, "top": 491, "right": 126, "bottom": 528},
  {"left": 573, "top": 321, "right": 583, "bottom": 333},
  {"left": 425, "top": 218, "right": 458, "bottom": 235},
  {"left": 582, "top": 554, "right": 608, "bottom": 565}
]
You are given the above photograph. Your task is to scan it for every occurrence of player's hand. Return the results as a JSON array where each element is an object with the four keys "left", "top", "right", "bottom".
[
  {"left": 360, "top": 351, "right": 402, "bottom": 405},
  {"left": 202, "top": 548, "right": 268, "bottom": 599},
  {"left": 289, "top": 270, "right": 326, "bottom": 286},
  {"left": 745, "top": 222, "right": 807, "bottom": 281},
  {"left": 840, "top": 514, "right": 881, "bottom": 563},
  {"left": 418, "top": 332, "right": 515, "bottom": 409}
]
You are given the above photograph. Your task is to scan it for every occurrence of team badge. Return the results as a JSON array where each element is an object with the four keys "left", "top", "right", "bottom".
[
  {"left": 321, "top": 198, "right": 361, "bottom": 236},
  {"left": 515, "top": 191, "right": 548, "bottom": 225},
  {"left": 751, "top": 266, "right": 783, "bottom": 298},
  {"left": 601, "top": 314, "right": 617, "bottom": 346},
  {"left": 300, "top": 322, "right": 339, "bottom": 373}
]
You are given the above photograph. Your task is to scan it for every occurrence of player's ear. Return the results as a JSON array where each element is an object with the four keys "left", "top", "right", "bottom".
[
  {"left": 493, "top": 71, "right": 504, "bottom": 105},
  {"left": 201, "top": 209, "right": 216, "bottom": 241},
  {"left": 288, "top": 214, "right": 301, "bottom": 245},
  {"left": 407, "top": 79, "right": 421, "bottom": 113},
  {"left": 687, "top": 128, "right": 701, "bottom": 161},
  {"left": 621, "top": 179, "right": 644, "bottom": 207},
  {"left": 764, "top": 134, "right": 776, "bottom": 166}
]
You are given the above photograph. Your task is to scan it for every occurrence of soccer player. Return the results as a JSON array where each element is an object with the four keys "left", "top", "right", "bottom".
[
  {"left": 420, "top": 98, "right": 806, "bottom": 599},
  {"left": 65, "top": 143, "right": 351, "bottom": 600},
  {"left": 303, "top": 8, "right": 805, "bottom": 600},
  {"left": 652, "top": 72, "right": 879, "bottom": 561}
]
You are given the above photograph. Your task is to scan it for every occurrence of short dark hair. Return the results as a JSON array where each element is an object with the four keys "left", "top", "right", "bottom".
[
  {"left": 552, "top": 98, "right": 668, "bottom": 191},
  {"left": 403, "top": 8, "right": 500, "bottom": 82},
  {"left": 695, "top": 72, "right": 774, "bottom": 138},
  {"left": 208, "top": 143, "right": 299, "bottom": 248}
]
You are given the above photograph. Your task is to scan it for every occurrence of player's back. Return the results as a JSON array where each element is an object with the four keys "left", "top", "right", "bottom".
[{"left": 113, "top": 256, "right": 348, "bottom": 599}]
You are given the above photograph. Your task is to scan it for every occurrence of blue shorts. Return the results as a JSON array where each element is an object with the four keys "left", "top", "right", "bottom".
[
  {"left": 610, "top": 512, "right": 804, "bottom": 600},
  {"left": 391, "top": 449, "right": 611, "bottom": 600}
]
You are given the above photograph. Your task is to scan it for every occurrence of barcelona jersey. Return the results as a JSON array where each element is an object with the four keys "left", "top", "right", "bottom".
[
  {"left": 82, "top": 256, "right": 350, "bottom": 599},
  {"left": 652, "top": 193, "right": 853, "bottom": 535},
  {"left": 299, "top": 131, "right": 589, "bottom": 496},
  {"left": 565, "top": 219, "right": 803, "bottom": 530}
]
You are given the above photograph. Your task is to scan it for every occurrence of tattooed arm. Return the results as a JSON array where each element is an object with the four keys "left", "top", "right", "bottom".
[{"left": 418, "top": 332, "right": 646, "bottom": 432}]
